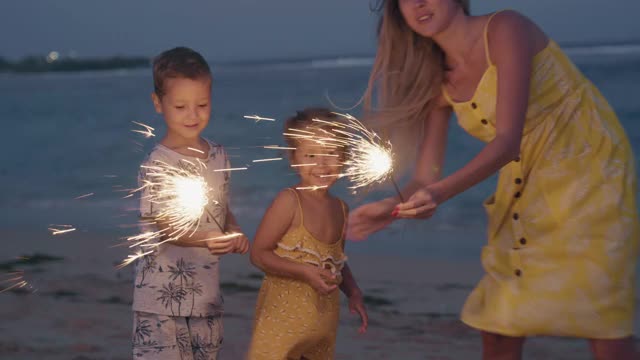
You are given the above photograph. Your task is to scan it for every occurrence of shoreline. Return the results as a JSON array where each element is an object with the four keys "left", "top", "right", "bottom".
[{"left": 1, "top": 231, "right": 638, "bottom": 359}]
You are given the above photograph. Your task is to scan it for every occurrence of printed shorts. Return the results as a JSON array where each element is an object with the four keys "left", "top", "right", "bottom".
[{"left": 132, "top": 311, "right": 223, "bottom": 360}]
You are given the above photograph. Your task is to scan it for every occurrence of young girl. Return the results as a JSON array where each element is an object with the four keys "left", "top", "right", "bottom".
[
  {"left": 248, "top": 108, "right": 368, "bottom": 360},
  {"left": 349, "top": 1, "right": 638, "bottom": 359}
]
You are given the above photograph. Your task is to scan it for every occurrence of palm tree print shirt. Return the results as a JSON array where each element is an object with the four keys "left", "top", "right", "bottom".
[{"left": 132, "top": 139, "right": 229, "bottom": 317}]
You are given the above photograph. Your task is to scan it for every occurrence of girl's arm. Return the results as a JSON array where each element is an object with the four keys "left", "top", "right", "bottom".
[
  {"left": 340, "top": 263, "right": 368, "bottom": 333},
  {"left": 397, "top": 11, "right": 534, "bottom": 217},
  {"left": 250, "top": 190, "right": 338, "bottom": 294}
]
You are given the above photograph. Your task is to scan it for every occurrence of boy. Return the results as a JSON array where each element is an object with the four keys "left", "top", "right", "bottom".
[{"left": 132, "top": 47, "right": 249, "bottom": 360}]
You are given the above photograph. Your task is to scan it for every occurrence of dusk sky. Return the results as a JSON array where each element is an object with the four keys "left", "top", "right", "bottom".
[{"left": 2, "top": 0, "right": 638, "bottom": 61}]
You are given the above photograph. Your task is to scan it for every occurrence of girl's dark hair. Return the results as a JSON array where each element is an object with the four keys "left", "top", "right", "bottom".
[{"left": 283, "top": 107, "right": 341, "bottom": 149}]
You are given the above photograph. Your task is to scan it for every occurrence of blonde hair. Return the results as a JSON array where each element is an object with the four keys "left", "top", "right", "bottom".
[{"left": 363, "top": 0, "right": 470, "bottom": 173}]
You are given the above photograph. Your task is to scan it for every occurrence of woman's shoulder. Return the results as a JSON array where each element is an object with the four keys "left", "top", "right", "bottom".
[{"left": 485, "top": 10, "right": 548, "bottom": 62}]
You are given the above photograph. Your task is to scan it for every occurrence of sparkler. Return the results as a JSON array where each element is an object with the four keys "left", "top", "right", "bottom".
[
  {"left": 131, "top": 121, "right": 156, "bottom": 138},
  {"left": 0, "top": 271, "right": 30, "bottom": 294},
  {"left": 119, "top": 158, "right": 246, "bottom": 267},
  {"left": 74, "top": 192, "right": 94, "bottom": 200},
  {"left": 285, "top": 112, "right": 404, "bottom": 201},
  {"left": 48, "top": 225, "right": 77, "bottom": 236},
  {"left": 136, "top": 159, "right": 220, "bottom": 242},
  {"left": 244, "top": 115, "right": 276, "bottom": 122}
]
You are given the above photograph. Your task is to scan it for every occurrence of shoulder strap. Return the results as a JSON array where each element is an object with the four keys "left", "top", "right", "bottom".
[
  {"left": 286, "top": 188, "right": 304, "bottom": 224},
  {"left": 339, "top": 199, "right": 347, "bottom": 243},
  {"left": 483, "top": 10, "right": 508, "bottom": 66}
]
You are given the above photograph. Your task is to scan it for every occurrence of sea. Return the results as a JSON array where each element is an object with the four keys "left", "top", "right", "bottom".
[{"left": 1, "top": 42, "right": 640, "bottom": 262}]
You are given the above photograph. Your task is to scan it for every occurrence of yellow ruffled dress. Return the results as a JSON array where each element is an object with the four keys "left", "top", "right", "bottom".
[
  {"left": 442, "top": 11, "right": 639, "bottom": 338},
  {"left": 247, "top": 189, "right": 347, "bottom": 359}
]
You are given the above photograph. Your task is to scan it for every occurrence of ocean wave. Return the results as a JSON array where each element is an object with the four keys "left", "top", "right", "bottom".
[{"left": 564, "top": 43, "right": 640, "bottom": 57}]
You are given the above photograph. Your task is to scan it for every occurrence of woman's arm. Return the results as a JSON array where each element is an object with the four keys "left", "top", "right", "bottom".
[
  {"left": 402, "top": 104, "right": 453, "bottom": 198},
  {"left": 378, "top": 104, "right": 452, "bottom": 209},
  {"left": 346, "top": 105, "right": 452, "bottom": 240},
  {"left": 397, "top": 11, "right": 534, "bottom": 217}
]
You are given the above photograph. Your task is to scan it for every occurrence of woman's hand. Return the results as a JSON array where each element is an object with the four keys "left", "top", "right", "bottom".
[
  {"left": 303, "top": 265, "right": 338, "bottom": 295},
  {"left": 394, "top": 187, "right": 441, "bottom": 219},
  {"left": 346, "top": 198, "right": 397, "bottom": 241}
]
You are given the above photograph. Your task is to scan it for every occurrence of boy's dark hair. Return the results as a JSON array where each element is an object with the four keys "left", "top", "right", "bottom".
[{"left": 152, "top": 47, "right": 211, "bottom": 97}]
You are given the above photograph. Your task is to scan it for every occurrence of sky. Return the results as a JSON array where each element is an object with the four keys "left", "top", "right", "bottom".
[{"left": 1, "top": 0, "right": 639, "bottom": 62}]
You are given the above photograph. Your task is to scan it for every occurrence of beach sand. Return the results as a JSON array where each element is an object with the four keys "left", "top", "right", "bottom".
[{"left": 1, "top": 230, "right": 638, "bottom": 360}]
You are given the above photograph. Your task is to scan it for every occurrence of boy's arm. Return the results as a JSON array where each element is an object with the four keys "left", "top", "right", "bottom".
[
  {"left": 225, "top": 206, "right": 241, "bottom": 233},
  {"left": 152, "top": 219, "right": 225, "bottom": 248},
  {"left": 223, "top": 205, "right": 249, "bottom": 254}
]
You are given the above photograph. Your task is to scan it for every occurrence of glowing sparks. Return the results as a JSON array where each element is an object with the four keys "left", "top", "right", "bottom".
[
  {"left": 252, "top": 158, "right": 283, "bottom": 163},
  {"left": 244, "top": 115, "right": 276, "bottom": 122},
  {"left": 48, "top": 225, "right": 77, "bottom": 235},
  {"left": 198, "top": 232, "right": 244, "bottom": 242},
  {"left": 296, "top": 185, "right": 329, "bottom": 191},
  {"left": 213, "top": 167, "right": 248, "bottom": 172},
  {"left": 263, "top": 145, "right": 296, "bottom": 150},
  {"left": 187, "top": 147, "right": 205, "bottom": 155},
  {"left": 139, "top": 160, "right": 211, "bottom": 240},
  {"left": 131, "top": 121, "right": 156, "bottom": 138},
  {"left": 0, "top": 271, "right": 31, "bottom": 294},
  {"left": 118, "top": 160, "right": 220, "bottom": 268},
  {"left": 284, "top": 112, "right": 397, "bottom": 192},
  {"left": 117, "top": 248, "right": 155, "bottom": 269},
  {"left": 74, "top": 192, "right": 94, "bottom": 200}
]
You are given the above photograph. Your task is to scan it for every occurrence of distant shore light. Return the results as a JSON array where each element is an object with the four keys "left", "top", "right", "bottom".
[{"left": 46, "top": 51, "right": 60, "bottom": 63}]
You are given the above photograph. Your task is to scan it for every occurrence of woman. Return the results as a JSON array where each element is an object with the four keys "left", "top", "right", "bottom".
[{"left": 348, "top": 1, "right": 639, "bottom": 359}]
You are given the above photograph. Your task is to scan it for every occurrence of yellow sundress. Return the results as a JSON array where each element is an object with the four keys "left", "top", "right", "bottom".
[
  {"left": 442, "top": 11, "right": 640, "bottom": 338},
  {"left": 247, "top": 189, "right": 347, "bottom": 359}
]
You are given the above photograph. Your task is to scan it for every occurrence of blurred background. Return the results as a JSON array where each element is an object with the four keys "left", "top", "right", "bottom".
[{"left": 1, "top": 1, "right": 639, "bottom": 359}]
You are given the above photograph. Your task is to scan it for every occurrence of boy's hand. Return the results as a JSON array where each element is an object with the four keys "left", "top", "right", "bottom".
[
  {"left": 303, "top": 266, "right": 338, "bottom": 295},
  {"left": 205, "top": 230, "right": 235, "bottom": 255},
  {"left": 231, "top": 233, "right": 250, "bottom": 254},
  {"left": 348, "top": 289, "right": 368, "bottom": 334}
]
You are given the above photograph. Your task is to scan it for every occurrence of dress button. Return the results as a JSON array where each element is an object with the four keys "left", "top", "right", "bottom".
[
  {"left": 514, "top": 191, "right": 521, "bottom": 198},
  {"left": 514, "top": 269, "right": 522, "bottom": 277},
  {"left": 471, "top": 102, "right": 477, "bottom": 109},
  {"left": 520, "top": 237, "right": 527, "bottom": 245},
  {"left": 481, "top": 119, "right": 488, "bottom": 125},
  {"left": 515, "top": 178, "right": 522, "bottom": 185},
  {"left": 513, "top": 213, "right": 519, "bottom": 220}
]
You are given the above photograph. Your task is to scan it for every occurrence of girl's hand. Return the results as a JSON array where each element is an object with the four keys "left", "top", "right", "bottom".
[
  {"left": 303, "top": 266, "right": 338, "bottom": 295},
  {"left": 347, "top": 199, "right": 396, "bottom": 241},
  {"left": 394, "top": 187, "right": 441, "bottom": 219},
  {"left": 348, "top": 290, "right": 369, "bottom": 334}
]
